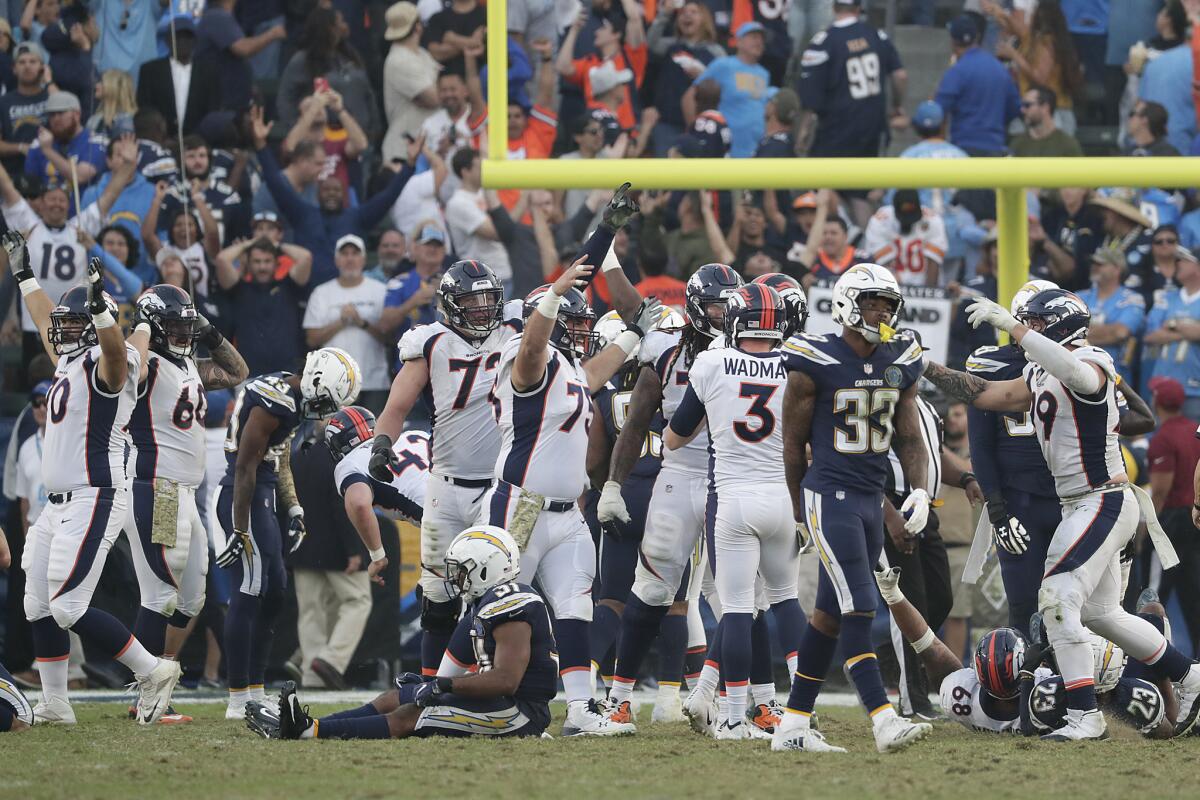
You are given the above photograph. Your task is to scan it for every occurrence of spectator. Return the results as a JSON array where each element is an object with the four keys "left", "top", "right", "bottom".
[
  {"left": 1010, "top": 86, "right": 1084, "bottom": 157},
  {"left": 1145, "top": 376, "right": 1200, "bottom": 652},
  {"left": 381, "top": 223, "right": 447, "bottom": 347},
  {"left": 1125, "top": 99, "right": 1181, "bottom": 156},
  {"left": 276, "top": 7, "right": 379, "bottom": 141},
  {"left": 1144, "top": 249, "right": 1200, "bottom": 419},
  {"left": 1077, "top": 248, "right": 1146, "bottom": 385},
  {"left": 136, "top": 15, "right": 221, "bottom": 140},
  {"left": 756, "top": 88, "right": 800, "bottom": 224},
  {"left": 418, "top": 71, "right": 483, "bottom": 163},
  {"left": 252, "top": 139, "right": 323, "bottom": 241},
  {"left": 0, "top": 41, "right": 49, "bottom": 172},
  {"left": 14, "top": 381, "right": 50, "bottom": 535},
  {"left": 82, "top": 223, "right": 142, "bottom": 302},
  {"left": 1060, "top": 0, "right": 1109, "bottom": 87},
  {"left": 253, "top": 107, "right": 415, "bottom": 283},
  {"left": 1040, "top": 187, "right": 1103, "bottom": 289},
  {"left": 19, "top": 0, "right": 57, "bottom": 44},
  {"left": 422, "top": 0, "right": 485, "bottom": 78},
  {"left": 776, "top": 190, "right": 821, "bottom": 275},
  {"left": 142, "top": 180, "right": 222, "bottom": 308},
  {"left": 214, "top": 237, "right": 313, "bottom": 376},
  {"left": 559, "top": 114, "right": 608, "bottom": 219},
  {"left": 1147, "top": 224, "right": 1183, "bottom": 292},
  {"left": 161, "top": 133, "right": 248, "bottom": 246},
  {"left": 673, "top": 79, "right": 730, "bottom": 158},
  {"left": 195, "top": 0, "right": 286, "bottom": 112},
  {"left": 1118, "top": 1, "right": 1185, "bottom": 142},
  {"left": 1091, "top": 191, "right": 1154, "bottom": 300},
  {"left": 558, "top": 4, "right": 647, "bottom": 141},
  {"left": 80, "top": 136, "right": 158, "bottom": 280},
  {"left": 863, "top": 188, "right": 948, "bottom": 286},
  {"left": 935, "top": 15, "right": 1020, "bottom": 156},
  {"left": 0, "top": 19, "right": 14, "bottom": 92},
  {"left": 446, "top": 147, "right": 513, "bottom": 285},
  {"left": 501, "top": 39, "right": 559, "bottom": 184},
  {"left": 93, "top": 0, "right": 158, "bottom": 78},
  {"left": 639, "top": 189, "right": 721, "bottom": 277},
  {"left": 281, "top": 90, "right": 369, "bottom": 201},
  {"left": 381, "top": 2, "right": 439, "bottom": 164},
  {"left": 895, "top": 100, "right": 967, "bottom": 211},
  {"left": 39, "top": 0, "right": 95, "bottom": 114},
  {"left": 798, "top": 0, "right": 906, "bottom": 161},
  {"left": 994, "top": 0, "right": 1083, "bottom": 135},
  {"left": 726, "top": 194, "right": 787, "bottom": 273},
  {"left": 1138, "top": 32, "right": 1196, "bottom": 154},
  {"left": 634, "top": 249, "right": 687, "bottom": 311},
  {"left": 85, "top": 69, "right": 135, "bottom": 138},
  {"left": 234, "top": 0, "right": 287, "bottom": 80},
  {"left": 805, "top": 214, "right": 871, "bottom": 286},
  {"left": 367, "top": 228, "right": 409, "bottom": 283},
  {"left": 389, "top": 142, "right": 448, "bottom": 242},
  {"left": 646, "top": 1, "right": 724, "bottom": 157},
  {"left": 508, "top": 0, "right": 558, "bottom": 56},
  {"left": 685, "top": 21, "right": 768, "bottom": 159},
  {"left": 24, "top": 90, "right": 105, "bottom": 199},
  {"left": 303, "top": 235, "right": 391, "bottom": 413},
  {"left": 289, "top": 425, "right": 372, "bottom": 691}
]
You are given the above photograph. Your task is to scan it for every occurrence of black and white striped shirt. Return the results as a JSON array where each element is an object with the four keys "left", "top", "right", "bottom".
[{"left": 885, "top": 395, "right": 943, "bottom": 500}]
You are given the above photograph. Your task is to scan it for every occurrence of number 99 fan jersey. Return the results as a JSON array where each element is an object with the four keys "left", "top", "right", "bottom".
[{"left": 127, "top": 354, "right": 207, "bottom": 486}]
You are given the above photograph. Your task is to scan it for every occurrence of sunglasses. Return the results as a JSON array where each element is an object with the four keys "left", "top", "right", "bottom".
[
  {"left": 1154, "top": 238, "right": 1178, "bottom": 245},
  {"left": 582, "top": 127, "right": 602, "bottom": 135},
  {"left": 1019, "top": 101, "right": 1038, "bottom": 108},
  {"left": 1129, "top": 109, "right": 1146, "bottom": 117},
  {"left": 32, "top": 397, "right": 46, "bottom": 408}
]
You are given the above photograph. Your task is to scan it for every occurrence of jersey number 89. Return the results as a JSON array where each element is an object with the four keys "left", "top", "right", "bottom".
[{"left": 832, "top": 387, "right": 899, "bottom": 454}]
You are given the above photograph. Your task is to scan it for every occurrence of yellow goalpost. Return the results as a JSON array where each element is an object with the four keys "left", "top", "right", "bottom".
[{"left": 481, "top": 0, "right": 1200, "bottom": 310}]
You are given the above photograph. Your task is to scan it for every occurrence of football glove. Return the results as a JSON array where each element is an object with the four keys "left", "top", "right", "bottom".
[
  {"left": 368, "top": 434, "right": 400, "bottom": 482},
  {"left": 795, "top": 519, "right": 814, "bottom": 555},
  {"left": 286, "top": 508, "right": 307, "bottom": 554},
  {"left": 873, "top": 564, "right": 905, "bottom": 606},
  {"left": 965, "top": 297, "right": 1019, "bottom": 333},
  {"left": 412, "top": 678, "right": 449, "bottom": 708},
  {"left": 624, "top": 296, "right": 664, "bottom": 339},
  {"left": 987, "top": 499, "right": 1029, "bottom": 555},
  {"left": 195, "top": 311, "right": 224, "bottom": 349},
  {"left": 900, "top": 488, "right": 930, "bottom": 534},
  {"left": 216, "top": 530, "right": 247, "bottom": 568},
  {"left": 85, "top": 257, "right": 107, "bottom": 315},
  {"left": 597, "top": 480, "right": 630, "bottom": 528},
  {"left": 603, "top": 182, "right": 639, "bottom": 229},
  {"left": 3, "top": 230, "right": 31, "bottom": 283},
  {"left": 396, "top": 672, "right": 428, "bottom": 687}
]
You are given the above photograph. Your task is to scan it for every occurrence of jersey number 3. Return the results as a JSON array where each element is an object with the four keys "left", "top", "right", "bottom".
[{"left": 735, "top": 383, "right": 777, "bottom": 443}]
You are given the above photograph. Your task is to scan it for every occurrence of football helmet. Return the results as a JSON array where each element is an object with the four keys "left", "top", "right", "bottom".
[
  {"left": 1017, "top": 288, "right": 1090, "bottom": 345},
  {"left": 438, "top": 259, "right": 504, "bottom": 338},
  {"left": 1008, "top": 279, "right": 1059, "bottom": 316},
  {"left": 49, "top": 285, "right": 117, "bottom": 356},
  {"left": 300, "top": 347, "right": 362, "bottom": 420},
  {"left": 593, "top": 306, "right": 685, "bottom": 363},
  {"left": 685, "top": 263, "right": 743, "bottom": 336},
  {"left": 137, "top": 284, "right": 200, "bottom": 358},
  {"left": 752, "top": 273, "right": 808, "bottom": 337},
  {"left": 1093, "top": 637, "right": 1126, "bottom": 694},
  {"left": 523, "top": 285, "right": 598, "bottom": 359},
  {"left": 324, "top": 405, "right": 376, "bottom": 462},
  {"left": 443, "top": 526, "right": 521, "bottom": 600},
  {"left": 831, "top": 263, "right": 903, "bottom": 344},
  {"left": 724, "top": 283, "right": 787, "bottom": 342},
  {"left": 973, "top": 627, "right": 1026, "bottom": 699}
]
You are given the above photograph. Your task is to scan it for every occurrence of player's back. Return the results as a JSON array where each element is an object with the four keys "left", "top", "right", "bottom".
[
  {"left": 940, "top": 666, "right": 1053, "bottom": 733},
  {"left": 800, "top": 20, "right": 899, "bottom": 154},
  {"left": 220, "top": 373, "right": 303, "bottom": 486},
  {"left": 1022, "top": 345, "right": 1124, "bottom": 498},
  {"left": 689, "top": 346, "right": 787, "bottom": 488},
  {"left": 594, "top": 380, "right": 664, "bottom": 483},
  {"left": 128, "top": 353, "right": 207, "bottom": 486},
  {"left": 781, "top": 331, "right": 924, "bottom": 495},
  {"left": 334, "top": 429, "right": 430, "bottom": 522},
  {"left": 467, "top": 581, "right": 558, "bottom": 703},
  {"left": 642, "top": 328, "right": 710, "bottom": 479},
  {"left": 43, "top": 344, "right": 140, "bottom": 493}
]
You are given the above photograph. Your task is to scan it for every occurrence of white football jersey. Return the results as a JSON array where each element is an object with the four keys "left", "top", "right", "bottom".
[
  {"left": 398, "top": 302, "right": 522, "bottom": 480},
  {"left": 940, "top": 666, "right": 1053, "bottom": 733},
  {"left": 334, "top": 429, "right": 430, "bottom": 523},
  {"left": 5, "top": 198, "right": 103, "bottom": 332},
  {"left": 686, "top": 346, "right": 787, "bottom": 489},
  {"left": 862, "top": 206, "right": 947, "bottom": 286},
  {"left": 127, "top": 353, "right": 208, "bottom": 486},
  {"left": 641, "top": 329, "right": 710, "bottom": 479},
  {"left": 43, "top": 344, "right": 140, "bottom": 493},
  {"left": 160, "top": 241, "right": 211, "bottom": 306},
  {"left": 1021, "top": 346, "right": 1124, "bottom": 499},
  {"left": 492, "top": 336, "right": 592, "bottom": 500}
]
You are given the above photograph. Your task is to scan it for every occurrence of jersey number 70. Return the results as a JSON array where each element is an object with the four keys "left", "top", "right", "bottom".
[{"left": 832, "top": 387, "right": 899, "bottom": 454}]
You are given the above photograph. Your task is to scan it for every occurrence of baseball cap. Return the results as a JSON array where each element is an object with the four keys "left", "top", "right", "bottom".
[
  {"left": 31, "top": 379, "right": 51, "bottom": 400},
  {"left": 416, "top": 224, "right": 446, "bottom": 245},
  {"left": 792, "top": 192, "right": 818, "bottom": 211},
  {"left": 588, "top": 61, "right": 633, "bottom": 97},
  {"left": 45, "top": 92, "right": 81, "bottom": 114},
  {"left": 336, "top": 234, "right": 365, "bottom": 252},
  {"left": 14, "top": 41, "right": 45, "bottom": 62},
  {"left": 893, "top": 189, "right": 922, "bottom": 227},
  {"left": 252, "top": 210, "right": 281, "bottom": 227},
  {"left": 1149, "top": 376, "right": 1185, "bottom": 411},
  {"left": 736, "top": 21, "right": 766, "bottom": 38},
  {"left": 912, "top": 100, "right": 944, "bottom": 132},
  {"left": 948, "top": 15, "right": 980, "bottom": 46}
]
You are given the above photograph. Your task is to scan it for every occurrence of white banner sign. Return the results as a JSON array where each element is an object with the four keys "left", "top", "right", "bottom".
[{"left": 805, "top": 284, "right": 954, "bottom": 364}]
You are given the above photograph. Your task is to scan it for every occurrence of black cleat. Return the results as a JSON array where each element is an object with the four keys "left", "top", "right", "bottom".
[
  {"left": 278, "top": 681, "right": 313, "bottom": 740},
  {"left": 245, "top": 701, "right": 281, "bottom": 739}
]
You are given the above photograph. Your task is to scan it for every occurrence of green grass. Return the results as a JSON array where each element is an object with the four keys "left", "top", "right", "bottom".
[{"left": 6, "top": 703, "right": 1200, "bottom": 800}]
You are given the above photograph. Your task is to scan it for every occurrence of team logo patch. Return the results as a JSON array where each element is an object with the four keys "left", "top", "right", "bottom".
[{"left": 884, "top": 365, "right": 903, "bottom": 388}]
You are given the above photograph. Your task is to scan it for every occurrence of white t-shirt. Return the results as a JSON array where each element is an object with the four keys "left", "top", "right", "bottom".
[
  {"left": 303, "top": 277, "right": 391, "bottom": 390},
  {"left": 390, "top": 170, "right": 444, "bottom": 240},
  {"left": 382, "top": 45, "right": 441, "bottom": 163},
  {"left": 15, "top": 430, "right": 46, "bottom": 524},
  {"left": 446, "top": 188, "right": 512, "bottom": 280}
]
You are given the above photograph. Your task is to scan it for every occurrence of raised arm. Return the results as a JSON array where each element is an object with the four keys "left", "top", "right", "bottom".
[
  {"left": 193, "top": 313, "right": 249, "bottom": 389},
  {"left": 141, "top": 181, "right": 168, "bottom": 260},
  {"left": 86, "top": 257, "right": 129, "bottom": 392},
  {"left": 584, "top": 297, "right": 663, "bottom": 393},
  {"left": 782, "top": 369, "right": 816, "bottom": 521},
  {"left": 191, "top": 190, "right": 222, "bottom": 259},
  {"left": 514, "top": 262, "right": 591, "bottom": 392},
  {"left": 698, "top": 191, "right": 735, "bottom": 264},
  {"left": 94, "top": 134, "right": 137, "bottom": 219},
  {"left": 214, "top": 239, "right": 249, "bottom": 290},
  {"left": 279, "top": 242, "right": 313, "bottom": 286},
  {"left": 874, "top": 565, "right": 964, "bottom": 687}
]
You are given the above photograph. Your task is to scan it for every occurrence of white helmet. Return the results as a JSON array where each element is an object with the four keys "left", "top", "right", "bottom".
[
  {"left": 593, "top": 306, "right": 685, "bottom": 363},
  {"left": 1093, "top": 636, "right": 1126, "bottom": 694},
  {"left": 1009, "top": 279, "right": 1059, "bottom": 316},
  {"left": 443, "top": 526, "right": 521, "bottom": 600},
  {"left": 300, "top": 347, "right": 362, "bottom": 419},
  {"left": 831, "top": 263, "right": 903, "bottom": 344}
]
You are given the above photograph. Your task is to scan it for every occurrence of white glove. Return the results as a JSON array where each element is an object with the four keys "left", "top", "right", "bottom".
[
  {"left": 795, "top": 519, "right": 814, "bottom": 555},
  {"left": 965, "top": 297, "right": 1019, "bottom": 333},
  {"left": 596, "top": 480, "right": 630, "bottom": 524},
  {"left": 874, "top": 565, "right": 905, "bottom": 605},
  {"left": 992, "top": 515, "right": 1030, "bottom": 555},
  {"left": 900, "top": 488, "right": 930, "bottom": 534}
]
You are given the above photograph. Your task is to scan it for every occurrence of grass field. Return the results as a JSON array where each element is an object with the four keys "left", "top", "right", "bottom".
[{"left": 6, "top": 699, "right": 1200, "bottom": 800}]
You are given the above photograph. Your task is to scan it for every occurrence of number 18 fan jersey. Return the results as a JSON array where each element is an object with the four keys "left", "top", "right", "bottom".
[
  {"left": 8, "top": 198, "right": 103, "bottom": 332},
  {"left": 334, "top": 430, "right": 430, "bottom": 523},
  {"left": 128, "top": 354, "right": 207, "bottom": 487}
]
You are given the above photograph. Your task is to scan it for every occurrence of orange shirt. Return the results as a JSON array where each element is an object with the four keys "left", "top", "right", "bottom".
[
  {"left": 636, "top": 274, "right": 687, "bottom": 312},
  {"left": 500, "top": 105, "right": 557, "bottom": 214},
  {"left": 568, "top": 45, "right": 648, "bottom": 133}
]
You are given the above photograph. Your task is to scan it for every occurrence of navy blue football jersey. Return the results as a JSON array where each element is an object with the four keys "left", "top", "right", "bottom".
[
  {"left": 965, "top": 344, "right": 1056, "bottom": 498},
  {"left": 800, "top": 20, "right": 902, "bottom": 156},
  {"left": 1030, "top": 675, "right": 1164, "bottom": 736},
  {"left": 676, "top": 110, "right": 732, "bottom": 159},
  {"left": 594, "top": 380, "right": 665, "bottom": 482},
  {"left": 780, "top": 331, "right": 923, "bottom": 494},
  {"left": 138, "top": 139, "right": 179, "bottom": 183},
  {"left": 448, "top": 582, "right": 559, "bottom": 704},
  {"left": 220, "top": 373, "right": 303, "bottom": 486}
]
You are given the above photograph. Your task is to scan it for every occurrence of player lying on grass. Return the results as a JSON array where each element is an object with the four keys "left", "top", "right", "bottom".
[{"left": 246, "top": 526, "right": 557, "bottom": 740}]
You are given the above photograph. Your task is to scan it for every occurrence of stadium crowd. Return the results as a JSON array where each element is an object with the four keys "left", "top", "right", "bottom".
[{"left": 0, "top": 0, "right": 1199, "bottom": 715}]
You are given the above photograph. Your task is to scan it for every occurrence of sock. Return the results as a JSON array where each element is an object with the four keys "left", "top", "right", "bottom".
[
  {"left": 656, "top": 613, "right": 688, "bottom": 688},
  {"left": 322, "top": 703, "right": 380, "bottom": 722},
  {"left": 556, "top": 618, "right": 592, "bottom": 703},
  {"left": 74, "top": 608, "right": 157, "bottom": 676},
  {"left": 589, "top": 604, "right": 622, "bottom": 674},
  {"left": 599, "top": 649, "right": 615, "bottom": 692},
  {"left": 1065, "top": 678, "right": 1098, "bottom": 712},
  {"left": 314, "top": 714, "right": 391, "bottom": 739},
  {"left": 685, "top": 646, "right": 707, "bottom": 684},
  {"left": 1055, "top": 639, "right": 1098, "bottom": 712},
  {"left": 134, "top": 607, "right": 169, "bottom": 657},
  {"left": 225, "top": 592, "right": 260, "bottom": 691},
  {"left": 1144, "top": 642, "right": 1195, "bottom": 684},
  {"left": 841, "top": 614, "right": 890, "bottom": 718},
  {"left": 249, "top": 590, "right": 284, "bottom": 687},
  {"left": 610, "top": 596, "right": 670, "bottom": 701},
  {"left": 725, "top": 680, "right": 749, "bottom": 726},
  {"left": 784, "top": 622, "right": 838, "bottom": 716},
  {"left": 752, "top": 683, "right": 775, "bottom": 707},
  {"left": 249, "top": 685, "right": 267, "bottom": 701},
  {"left": 228, "top": 688, "right": 250, "bottom": 709},
  {"left": 717, "top": 690, "right": 728, "bottom": 724},
  {"left": 655, "top": 682, "right": 680, "bottom": 708},
  {"left": 421, "top": 630, "right": 452, "bottom": 676},
  {"left": 750, "top": 613, "right": 773, "bottom": 686},
  {"left": 771, "top": 599, "right": 805, "bottom": 677},
  {"left": 31, "top": 617, "right": 70, "bottom": 702},
  {"left": 720, "top": 614, "right": 752, "bottom": 720}
]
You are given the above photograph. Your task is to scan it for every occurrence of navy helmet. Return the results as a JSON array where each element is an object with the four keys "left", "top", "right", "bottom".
[
  {"left": 438, "top": 259, "right": 505, "bottom": 339},
  {"left": 1017, "top": 288, "right": 1090, "bottom": 345},
  {"left": 752, "top": 272, "right": 809, "bottom": 337},
  {"left": 973, "top": 627, "right": 1026, "bottom": 699},
  {"left": 49, "top": 286, "right": 116, "bottom": 356},
  {"left": 137, "top": 284, "right": 200, "bottom": 358},
  {"left": 686, "top": 263, "right": 743, "bottom": 336},
  {"left": 725, "top": 283, "right": 787, "bottom": 342},
  {"left": 324, "top": 405, "right": 376, "bottom": 462},
  {"left": 523, "top": 285, "right": 598, "bottom": 359}
]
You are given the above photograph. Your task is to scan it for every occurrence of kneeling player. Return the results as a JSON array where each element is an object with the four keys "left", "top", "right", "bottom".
[{"left": 247, "top": 526, "right": 556, "bottom": 740}]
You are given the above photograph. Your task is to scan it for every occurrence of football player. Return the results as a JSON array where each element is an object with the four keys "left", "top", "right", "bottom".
[
  {"left": 325, "top": 406, "right": 429, "bottom": 582},
  {"left": 666, "top": 284, "right": 806, "bottom": 740},
  {"left": 923, "top": 288, "right": 1200, "bottom": 739},
  {"left": 247, "top": 526, "right": 559, "bottom": 740},
  {"left": 0, "top": 659, "right": 34, "bottom": 733},
  {"left": 774, "top": 263, "right": 933, "bottom": 753},
  {"left": 485, "top": 260, "right": 662, "bottom": 736},
  {"left": 214, "top": 347, "right": 361, "bottom": 720},
  {"left": 9, "top": 232, "right": 181, "bottom": 725},
  {"left": 124, "top": 285, "right": 248, "bottom": 723}
]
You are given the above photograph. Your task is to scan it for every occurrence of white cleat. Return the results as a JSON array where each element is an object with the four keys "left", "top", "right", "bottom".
[
  {"left": 562, "top": 699, "right": 636, "bottom": 736},
  {"left": 771, "top": 713, "right": 846, "bottom": 753},
  {"left": 226, "top": 699, "right": 249, "bottom": 721},
  {"left": 873, "top": 711, "right": 933, "bottom": 753},
  {"left": 1042, "top": 708, "right": 1108, "bottom": 741},
  {"left": 32, "top": 697, "right": 76, "bottom": 725},
  {"left": 683, "top": 686, "right": 717, "bottom": 737},
  {"left": 136, "top": 659, "right": 182, "bottom": 726},
  {"left": 651, "top": 688, "right": 684, "bottom": 723},
  {"left": 715, "top": 719, "right": 751, "bottom": 740},
  {"left": 1174, "top": 665, "right": 1200, "bottom": 737}
]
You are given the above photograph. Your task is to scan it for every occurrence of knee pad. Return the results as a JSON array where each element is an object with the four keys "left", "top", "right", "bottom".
[
  {"left": 554, "top": 592, "right": 594, "bottom": 622},
  {"left": 1038, "top": 584, "right": 1089, "bottom": 646},
  {"left": 642, "top": 513, "right": 684, "bottom": 563},
  {"left": 420, "top": 596, "right": 461, "bottom": 634},
  {"left": 23, "top": 591, "right": 49, "bottom": 624},
  {"left": 632, "top": 566, "right": 673, "bottom": 608},
  {"left": 49, "top": 595, "right": 86, "bottom": 629}
]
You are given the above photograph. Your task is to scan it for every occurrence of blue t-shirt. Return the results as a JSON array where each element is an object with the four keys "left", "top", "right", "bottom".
[
  {"left": 1146, "top": 288, "right": 1200, "bottom": 397},
  {"left": 693, "top": 56, "right": 769, "bottom": 158},
  {"left": 1076, "top": 285, "right": 1145, "bottom": 384},
  {"left": 81, "top": 171, "right": 158, "bottom": 278},
  {"left": 1138, "top": 45, "right": 1196, "bottom": 155},
  {"left": 385, "top": 271, "right": 439, "bottom": 365},
  {"left": 934, "top": 47, "right": 1020, "bottom": 154},
  {"left": 1061, "top": 0, "right": 1109, "bottom": 35},
  {"left": 893, "top": 138, "right": 969, "bottom": 209},
  {"left": 1179, "top": 208, "right": 1200, "bottom": 251},
  {"left": 196, "top": 7, "right": 253, "bottom": 111},
  {"left": 25, "top": 127, "right": 108, "bottom": 208}
]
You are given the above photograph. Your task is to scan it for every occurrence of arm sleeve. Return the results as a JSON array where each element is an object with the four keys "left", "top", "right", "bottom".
[
  {"left": 256, "top": 146, "right": 315, "bottom": 223},
  {"left": 569, "top": 220, "right": 617, "bottom": 291},
  {"left": 91, "top": 246, "right": 142, "bottom": 300},
  {"left": 1019, "top": 331, "right": 1104, "bottom": 395},
  {"left": 667, "top": 383, "right": 705, "bottom": 437}
]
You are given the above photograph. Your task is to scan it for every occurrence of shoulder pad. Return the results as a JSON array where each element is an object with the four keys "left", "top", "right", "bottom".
[
  {"left": 640, "top": 328, "right": 680, "bottom": 367},
  {"left": 890, "top": 335, "right": 924, "bottom": 366},
  {"left": 781, "top": 334, "right": 841, "bottom": 366},
  {"left": 809, "top": 31, "right": 827, "bottom": 46},
  {"left": 476, "top": 591, "right": 544, "bottom": 621},
  {"left": 398, "top": 324, "right": 442, "bottom": 362},
  {"left": 502, "top": 298, "right": 524, "bottom": 326},
  {"left": 497, "top": 333, "right": 523, "bottom": 368},
  {"left": 965, "top": 346, "right": 1009, "bottom": 374},
  {"left": 247, "top": 375, "right": 296, "bottom": 412},
  {"left": 1075, "top": 345, "right": 1117, "bottom": 378}
]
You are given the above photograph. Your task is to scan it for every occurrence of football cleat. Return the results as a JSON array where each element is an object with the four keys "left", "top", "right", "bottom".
[
  {"left": 606, "top": 699, "right": 636, "bottom": 727},
  {"left": 1173, "top": 665, "right": 1200, "bottom": 737},
  {"left": 226, "top": 698, "right": 250, "bottom": 721},
  {"left": 562, "top": 699, "right": 636, "bottom": 736},
  {"left": 715, "top": 719, "right": 751, "bottom": 740},
  {"left": 873, "top": 712, "right": 933, "bottom": 753},
  {"left": 748, "top": 701, "right": 782, "bottom": 735},
  {"left": 1042, "top": 708, "right": 1108, "bottom": 741},
  {"left": 136, "top": 658, "right": 182, "bottom": 726},
  {"left": 771, "top": 713, "right": 845, "bottom": 753},
  {"left": 128, "top": 703, "right": 192, "bottom": 724},
  {"left": 245, "top": 701, "right": 282, "bottom": 739},
  {"left": 683, "top": 685, "right": 718, "bottom": 737},
  {"left": 32, "top": 697, "right": 76, "bottom": 725},
  {"left": 651, "top": 688, "right": 684, "bottom": 723},
  {"left": 279, "top": 681, "right": 315, "bottom": 740}
]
